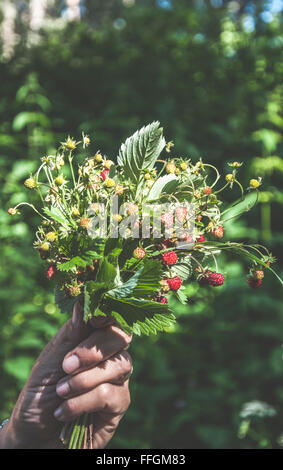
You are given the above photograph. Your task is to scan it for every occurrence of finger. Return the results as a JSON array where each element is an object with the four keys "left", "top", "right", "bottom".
[
  {"left": 62, "top": 325, "right": 132, "bottom": 375},
  {"left": 54, "top": 381, "right": 131, "bottom": 422},
  {"left": 56, "top": 350, "right": 133, "bottom": 398},
  {"left": 91, "top": 413, "right": 125, "bottom": 449}
]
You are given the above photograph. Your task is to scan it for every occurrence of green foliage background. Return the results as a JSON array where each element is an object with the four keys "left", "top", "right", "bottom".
[{"left": 1, "top": 0, "right": 283, "bottom": 449}]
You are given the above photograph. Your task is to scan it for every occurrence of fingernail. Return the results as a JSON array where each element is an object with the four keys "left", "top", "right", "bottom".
[
  {"left": 54, "top": 406, "right": 64, "bottom": 421},
  {"left": 63, "top": 354, "right": 80, "bottom": 373},
  {"left": 56, "top": 381, "right": 70, "bottom": 397}
]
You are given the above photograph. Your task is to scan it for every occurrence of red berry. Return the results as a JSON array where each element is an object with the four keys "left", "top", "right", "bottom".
[
  {"left": 247, "top": 276, "right": 262, "bottom": 289},
  {"left": 210, "top": 225, "right": 224, "bottom": 239},
  {"left": 252, "top": 270, "right": 264, "bottom": 280},
  {"left": 46, "top": 265, "right": 57, "bottom": 280},
  {"left": 162, "top": 251, "right": 178, "bottom": 265},
  {"left": 154, "top": 295, "right": 168, "bottom": 304},
  {"left": 203, "top": 186, "right": 212, "bottom": 195},
  {"left": 100, "top": 169, "right": 109, "bottom": 180},
  {"left": 207, "top": 272, "right": 224, "bottom": 287},
  {"left": 196, "top": 234, "right": 206, "bottom": 243},
  {"left": 167, "top": 276, "right": 183, "bottom": 291}
]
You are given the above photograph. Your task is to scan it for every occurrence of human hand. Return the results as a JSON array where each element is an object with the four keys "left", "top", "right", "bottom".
[{"left": 0, "top": 303, "right": 132, "bottom": 449}]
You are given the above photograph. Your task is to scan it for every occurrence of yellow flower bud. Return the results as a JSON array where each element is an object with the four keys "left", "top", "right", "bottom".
[
  {"left": 94, "top": 153, "right": 103, "bottom": 163},
  {"left": 104, "top": 160, "right": 114, "bottom": 170},
  {"left": 180, "top": 162, "right": 188, "bottom": 171},
  {"left": 113, "top": 214, "right": 123, "bottom": 222},
  {"left": 40, "top": 242, "right": 50, "bottom": 251},
  {"left": 24, "top": 177, "right": 36, "bottom": 189},
  {"left": 72, "top": 207, "right": 80, "bottom": 217},
  {"left": 249, "top": 179, "right": 260, "bottom": 188},
  {"left": 105, "top": 177, "right": 115, "bottom": 188},
  {"left": 65, "top": 137, "right": 77, "bottom": 150},
  {"left": 166, "top": 162, "right": 176, "bottom": 174},
  {"left": 55, "top": 175, "right": 65, "bottom": 186},
  {"left": 115, "top": 184, "right": 125, "bottom": 195},
  {"left": 225, "top": 173, "right": 235, "bottom": 183},
  {"left": 46, "top": 232, "right": 57, "bottom": 242}
]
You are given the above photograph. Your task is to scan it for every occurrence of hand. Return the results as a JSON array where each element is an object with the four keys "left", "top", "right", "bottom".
[{"left": 0, "top": 303, "right": 132, "bottom": 449}]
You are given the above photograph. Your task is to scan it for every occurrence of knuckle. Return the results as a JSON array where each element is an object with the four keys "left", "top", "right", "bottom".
[
  {"left": 64, "top": 398, "right": 78, "bottom": 417},
  {"left": 98, "top": 383, "right": 112, "bottom": 405},
  {"left": 116, "top": 351, "right": 133, "bottom": 378}
]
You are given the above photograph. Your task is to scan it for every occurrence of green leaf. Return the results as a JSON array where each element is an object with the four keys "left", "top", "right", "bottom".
[
  {"left": 117, "top": 121, "right": 165, "bottom": 185},
  {"left": 57, "top": 250, "right": 101, "bottom": 272},
  {"left": 44, "top": 206, "right": 70, "bottom": 226},
  {"left": 221, "top": 191, "right": 258, "bottom": 222},
  {"left": 109, "top": 259, "right": 163, "bottom": 299},
  {"left": 84, "top": 281, "right": 108, "bottom": 321},
  {"left": 105, "top": 295, "right": 175, "bottom": 335},
  {"left": 146, "top": 174, "right": 178, "bottom": 201},
  {"left": 96, "top": 257, "right": 118, "bottom": 288},
  {"left": 171, "top": 257, "right": 193, "bottom": 281},
  {"left": 54, "top": 284, "right": 78, "bottom": 315}
]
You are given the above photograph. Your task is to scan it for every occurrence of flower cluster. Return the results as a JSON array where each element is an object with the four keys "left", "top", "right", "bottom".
[
  {"left": 9, "top": 121, "right": 281, "bottom": 449},
  {"left": 8, "top": 122, "right": 278, "bottom": 319}
]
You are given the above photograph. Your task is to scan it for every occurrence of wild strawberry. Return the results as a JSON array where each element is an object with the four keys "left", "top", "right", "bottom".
[
  {"left": 167, "top": 276, "right": 183, "bottom": 291},
  {"left": 161, "top": 212, "right": 174, "bottom": 227},
  {"left": 8, "top": 207, "right": 17, "bottom": 216},
  {"left": 100, "top": 169, "right": 109, "bottom": 180},
  {"left": 127, "top": 203, "right": 139, "bottom": 216},
  {"left": 154, "top": 295, "right": 168, "bottom": 304},
  {"left": 24, "top": 177, "right": 36, "bottom": 189},
  {"left": 160, "top": 279, "right": 171, "bottom": 293},
  {"left": 252, "top": 270, "right": 264, "bottom": 280},
  {"left": 162, "top": 251, "right": 178, "bottom": 265},
  {"left": 68, "top": 285, "right": 82, "bottom": 297},
  {"left": 79, "top": 217, "right": 92, "bottom": 229},
  {"left": 203, "top": 186, "right": 212, "bottom": 195},
  {"left": 247, "top": 276, "right": 262, "bottom": 289},
  {"left": 46, "top": 265, "right": 57, "bottom": 280},
  {"left": 196, "top": 234, "right": 206, "bottom": 243},
  {"left": 133, "top": 247, "right": 146, "bottom": 259},
  {"left": 179, "top": 232, "right": 193, "bottom": 242},
  {"left": 175, "top": 206, "right": 188, "bottom": 222},
  {"left": 166, "top": 162, "right": 176, "bottom": 174},
  {"left": 207, "top": 272, "right": 224, "bottom": 287},
  {"left": 210, "top": 225, "right": 224, "bottom": 239},
  {"left": 40, "top": 242, "right": 50, "bottom": 252}
]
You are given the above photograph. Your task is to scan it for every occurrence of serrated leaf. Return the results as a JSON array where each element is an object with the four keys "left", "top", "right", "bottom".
[
  {"left": 44, "top": 206, "right": 70, "bottom": 226},
  {"left": 109, "top": 259, "right": 163, "bottom": 299},
  {"left": 105, "top": 295, "right": 174, "bottom": 335},
  {"left": 96, "top": 257, "right": 117, "bottom": 288},
  {"left": 54, "top": 284, "right": 78, "bottom": 315},
  {"left": 84, "top": 280, "right": 108, "bottom": 321},
  {"left": 117, "top": 121, "right": 165, "bottom": 185},
  {"left": 57, "top": 250, "right": 101, "bottom": 272},
  {"left": 171, "top": 257, "right": 193, "bottom": 281}
]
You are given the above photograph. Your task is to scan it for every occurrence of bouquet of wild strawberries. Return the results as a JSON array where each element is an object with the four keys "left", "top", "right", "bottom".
[{"left": 8, "top": 122, "right": 282, "bottom": 448}]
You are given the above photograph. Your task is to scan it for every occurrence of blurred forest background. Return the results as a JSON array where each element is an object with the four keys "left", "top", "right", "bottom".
[{"left": 1, "top": 0, "right": 283, "bottom": 449}]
